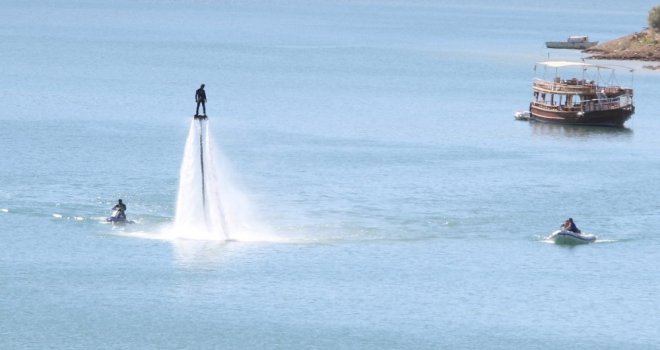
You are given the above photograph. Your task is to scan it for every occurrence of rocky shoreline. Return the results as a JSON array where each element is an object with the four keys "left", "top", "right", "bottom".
[{"left": 585, "top": 29, "right": 660, "bottom": 68}]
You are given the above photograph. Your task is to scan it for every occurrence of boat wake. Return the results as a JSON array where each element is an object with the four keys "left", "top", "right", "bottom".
[
  {"left": 539, "top": 230, "right": 622, "bottom": 245},
  {"left": 106, "top": 225, "right": 281, "bottom": 244}
]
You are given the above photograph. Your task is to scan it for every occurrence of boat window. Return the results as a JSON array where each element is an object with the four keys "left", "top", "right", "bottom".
[{"left": 572, "top": 95, "right": 582, "bottom": 107}]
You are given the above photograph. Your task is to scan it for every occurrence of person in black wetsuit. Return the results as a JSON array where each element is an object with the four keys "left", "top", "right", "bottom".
[
  {"left": 195, "top": 84, "right": 207, "bottom": 117},
  {"left": 561, "top": 218, "right": 580, "bottom": 233},
  {"left": 112, "top": 199, "right": 127, "bottom": 220}
]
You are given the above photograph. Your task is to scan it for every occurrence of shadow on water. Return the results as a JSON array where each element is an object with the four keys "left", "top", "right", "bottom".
[{"left": 529, "top": 121, "right": 633, "bottom": 140}]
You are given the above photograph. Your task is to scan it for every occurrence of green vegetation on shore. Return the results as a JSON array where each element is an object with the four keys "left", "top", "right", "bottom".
[{"left": 649, "top": 5, "right": 660, "bottom": 31}]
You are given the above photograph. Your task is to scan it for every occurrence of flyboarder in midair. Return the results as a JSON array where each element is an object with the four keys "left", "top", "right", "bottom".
[
  {"left": 195, "top": 84, "right": 207, "bottom": 119},
  {"left": 193, "top": 85, "right": 208, "bottom": 206}
]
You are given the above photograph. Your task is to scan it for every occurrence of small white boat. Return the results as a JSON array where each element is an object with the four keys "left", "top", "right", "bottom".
[
  {"left": 514, "top": 111, "right": 531, "bottom": 121},
  {"left": 547, "top": 230, "right": 597, "bottom": 245}
]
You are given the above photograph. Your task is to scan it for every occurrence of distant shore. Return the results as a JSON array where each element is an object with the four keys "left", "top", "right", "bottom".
[{"left": 585, "top": 29, "right": 660, "bottom": 69}]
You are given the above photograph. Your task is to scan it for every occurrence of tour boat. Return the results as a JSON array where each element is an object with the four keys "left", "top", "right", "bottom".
[{"left": 528, "top": 61, "right": 634, "bottom": 127}]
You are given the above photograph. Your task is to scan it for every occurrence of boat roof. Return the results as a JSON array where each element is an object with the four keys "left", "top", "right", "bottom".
[
  {"left": 536, "top": 60, "right": 635, "bottom": 73},
  {"left": 537, "top": 60, "right": 601, "bottom": 68}
]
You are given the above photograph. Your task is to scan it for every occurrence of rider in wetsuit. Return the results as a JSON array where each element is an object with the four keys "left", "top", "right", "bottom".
[
  {"left": 195, "top": 84, "right": 207, "bottom": 117},
  {"left": 561, "top": 218, "right": 580, "bottom": 233},
  {"left": 112, "top": 199, "right": 127, "bottom": 220}
]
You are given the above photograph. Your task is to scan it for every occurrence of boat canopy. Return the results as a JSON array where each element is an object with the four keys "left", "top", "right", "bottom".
[
  {"left": 537, "top": 60, "right": 597, "bottom": 69},
  {"left": 535, "top": 61, "right": 633, "bottom": 73}
]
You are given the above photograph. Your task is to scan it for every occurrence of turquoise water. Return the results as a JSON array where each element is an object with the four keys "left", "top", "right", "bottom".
[{"left": 1, "top": 1, "right": 659, "bottom": 348}]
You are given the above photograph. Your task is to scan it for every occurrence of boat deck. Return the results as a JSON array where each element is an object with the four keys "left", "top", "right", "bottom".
[{"left": 533, "top": 79, "right": 632, "bottom": 96}]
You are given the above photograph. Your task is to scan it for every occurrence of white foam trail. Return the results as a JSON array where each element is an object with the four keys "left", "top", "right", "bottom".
[
  {"left": 202, "top": 121, "right": 230, "bottom": 239},
  {"left": 174, "top": 121, "right": 206, "bottom": 233},
  {"left": 173, "top": 119, "right": 272, "bottom": 241}
]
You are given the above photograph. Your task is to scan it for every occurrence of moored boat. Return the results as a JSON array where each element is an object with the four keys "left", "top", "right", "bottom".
[
  {"left": 546, "top": 36, "right": 598, "bottom": 50},
  {"left": 528, "top": 61, "right": 634, "bottom": 127},
  {"left": 514, "top": 110, "right": 531, "bottom": 121}
]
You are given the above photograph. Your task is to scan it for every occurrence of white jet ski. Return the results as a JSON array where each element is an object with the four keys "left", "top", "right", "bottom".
[{"left": 547, "top": 230, "right": 596, "bottom": 245}]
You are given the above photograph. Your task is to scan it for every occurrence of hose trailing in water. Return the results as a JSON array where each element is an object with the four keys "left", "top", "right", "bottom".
[{"left": 199, "top": 118, "right": 206, "bottom": 209}]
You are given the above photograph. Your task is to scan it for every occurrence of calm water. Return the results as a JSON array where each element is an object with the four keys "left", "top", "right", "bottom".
[{"left": 1, "top": 1, "right": 659, "bottom": 348}]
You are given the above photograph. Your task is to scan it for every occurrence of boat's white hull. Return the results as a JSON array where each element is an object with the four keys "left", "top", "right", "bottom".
[
  {"left": 545, "top": 41, "right": 598, "bottom": 50},
  {"left": 548, "top": 230, "right": 596, "bottom": 245}
]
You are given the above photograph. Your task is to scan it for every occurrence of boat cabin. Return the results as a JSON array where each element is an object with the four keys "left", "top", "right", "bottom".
[{"left": 567, "top": 36, "right": 590, "bottom": 43}]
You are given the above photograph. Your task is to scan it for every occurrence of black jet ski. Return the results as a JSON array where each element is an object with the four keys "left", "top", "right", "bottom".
[{"left": 106, "top": 209, "right": 134, "bottom": 224}]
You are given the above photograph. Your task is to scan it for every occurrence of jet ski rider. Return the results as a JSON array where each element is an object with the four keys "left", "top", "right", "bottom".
[{"left": 113, "top": 199, "right": 127, "bottom": 220}]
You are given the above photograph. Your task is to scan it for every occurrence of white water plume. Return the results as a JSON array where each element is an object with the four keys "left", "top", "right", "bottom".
[{"left": 173, "top": 119, "right": 264, "bottom": 241}]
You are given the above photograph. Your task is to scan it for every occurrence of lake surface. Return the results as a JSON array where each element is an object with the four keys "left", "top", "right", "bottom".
[{"left": 1, "top": 1, "right": 659, "bottom": 348}]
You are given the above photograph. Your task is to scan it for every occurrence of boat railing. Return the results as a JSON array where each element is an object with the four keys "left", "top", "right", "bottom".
[
  {"left": 600, "top": 86, "right": 633, "bottom": 96},
  {"left": 602, "top": 86, "right": 620, "bottom": 94},
  {"left": 582, "top": 96, "right": 632, "bottom": 112},
  {"left": 531, "top": 101, "right": 582, "bottom": 112},
  {"left": 533, "top": 96, "right": 631, "bottom": 112},
  {"left": 533, "top": 79, "right": 597, "bottom": 94},
  {"left": 534, "top": 80, "right": 632, "bottom": 97}
]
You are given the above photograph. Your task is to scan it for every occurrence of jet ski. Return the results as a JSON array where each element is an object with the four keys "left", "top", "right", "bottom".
[
  {"left": 106, "top": 209, "right": 133, "bottom": 224},
  {"left": 547, "top": 230, "right": 596, "bottom": 245}
]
